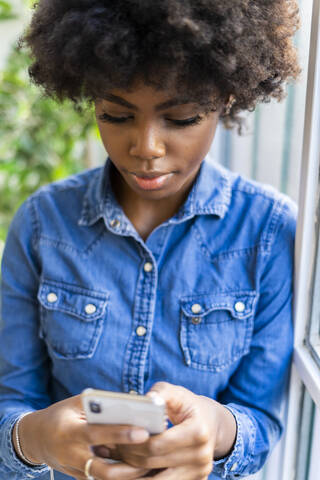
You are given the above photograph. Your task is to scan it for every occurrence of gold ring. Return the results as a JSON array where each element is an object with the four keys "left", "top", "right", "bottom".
[{"left": 84, "top": 457, "right": 94, "bottom": 480}]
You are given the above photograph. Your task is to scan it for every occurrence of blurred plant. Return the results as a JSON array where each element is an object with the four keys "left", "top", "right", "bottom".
[
  {"left": 0, "top": 43, "right": 98, "bottom": 246},
  {"left": 0, "top": 1, "right": 17, "bottom": 20}
]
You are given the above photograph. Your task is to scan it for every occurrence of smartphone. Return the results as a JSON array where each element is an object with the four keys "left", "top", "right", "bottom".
[{"left": 81, "top": 388, "right": 167, "bottom": 435}]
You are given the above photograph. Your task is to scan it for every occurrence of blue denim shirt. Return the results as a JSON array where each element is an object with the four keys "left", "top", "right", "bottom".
[{"left": 0, "top": 158, "right": 296, "bottom": 479}]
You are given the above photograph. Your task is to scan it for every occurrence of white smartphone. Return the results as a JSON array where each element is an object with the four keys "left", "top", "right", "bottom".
[{"left": 81, "top": 388, "right": 167, "bottom": 435}]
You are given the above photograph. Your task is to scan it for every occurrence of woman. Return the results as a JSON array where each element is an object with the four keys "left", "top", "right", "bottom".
[{"left": 0, "top": 1, "right": 300, "bottom": 479}]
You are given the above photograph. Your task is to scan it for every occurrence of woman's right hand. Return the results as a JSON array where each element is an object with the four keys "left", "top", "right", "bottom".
[{"left": 13, "top": 395, "right": 151, "bottom": 480}]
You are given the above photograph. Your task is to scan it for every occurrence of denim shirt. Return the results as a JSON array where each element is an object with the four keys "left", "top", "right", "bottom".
[{"left": 0, "top": 158, "right": 296, "bottom": 480}]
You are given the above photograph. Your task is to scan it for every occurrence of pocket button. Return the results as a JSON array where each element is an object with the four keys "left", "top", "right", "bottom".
[
  {"left": 85, "top": 303, "right": 97, "bottom": 315},
  {"left": 47, "top": 292, "right": 58, "bottom": 303},
  {"left": 234, "top": 301, "right": 245, "bottom": 313},
  {"left": 191, "top": 303, "right": 202, "bottom": 314},
  {"left": 191, "top": 317, "right": 202, "bottom": 325}
]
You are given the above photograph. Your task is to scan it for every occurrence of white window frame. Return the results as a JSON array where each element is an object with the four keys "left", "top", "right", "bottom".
[{"left": 282, "top": 0, "right": 320, "bottom": 478}]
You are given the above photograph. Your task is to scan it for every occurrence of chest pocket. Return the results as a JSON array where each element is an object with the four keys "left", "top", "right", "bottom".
[
  {"left": 38, "top": 280, "right": 109, "bottom": 360},
  {"left": 180, "top": 291, "right": 258, "bottom": 373}
]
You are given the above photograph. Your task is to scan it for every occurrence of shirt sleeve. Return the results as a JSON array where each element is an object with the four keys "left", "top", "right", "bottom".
[
  {"left": 0, "top": 198, "right": 51, "bottom": 478},
  {"left": 212, "top": 197, "right": 296, "bottom": 479}
]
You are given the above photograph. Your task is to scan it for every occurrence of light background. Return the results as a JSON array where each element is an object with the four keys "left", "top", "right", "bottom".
[{"left": 0, "top": 1, "right": 313, "bottom": 478}]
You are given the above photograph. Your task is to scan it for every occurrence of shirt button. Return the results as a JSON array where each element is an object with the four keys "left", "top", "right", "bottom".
[
  {"left": 230, "top": 462, "right": 238, "bottom": 471},
  {"left": 129, "top": 390, "right": 138, "bottom": 395},
  {"left": 136, "top": 326, "right": 147, "bottom": 337},
  {"left": 110, "top": 218, "right": 120, "bottom": 229},
  {"left": 192, "top": 317, "right": 202, "bottom": 325},
  {"left": 191, "top": 303, "right": 202, "bottom": 314},
  {"left": 85, "top": 303, "right": 97, "bottom": 315},
  {"left": 144, "top": 262, "right": 153, "bottom": 272},
  {"left": 234, "top": 301, "right": 245, "bottom": 313},
  {"left": 47, "top": 292, "right": 58, "bottom": 303}
]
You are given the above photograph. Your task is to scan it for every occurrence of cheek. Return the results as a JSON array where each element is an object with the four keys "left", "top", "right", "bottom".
[
  {"left": 98, "top": 125, "right": 127, "bottom": 155},
  {"left": 169, "top": 122, "right": 218, "bottom": 162}
]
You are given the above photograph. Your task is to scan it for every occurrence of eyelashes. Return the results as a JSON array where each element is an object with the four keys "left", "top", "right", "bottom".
[
  {"left": 171, "top": 116, "right": 203, "bottom": 127},
  {"left": 97, "top": 113, "right": 130, "bottom": 124},
  {"left": 97, "top": 112, "right": 203, "bottom": 128}
]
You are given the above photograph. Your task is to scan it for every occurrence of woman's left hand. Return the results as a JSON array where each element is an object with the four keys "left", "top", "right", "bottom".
[{"left": 114, "top": 382, "right": 237, "bottom": 480}]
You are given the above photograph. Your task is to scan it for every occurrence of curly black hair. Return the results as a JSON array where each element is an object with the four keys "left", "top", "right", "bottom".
[{"left": 22, "top": 0, "right": 301, "bottom": 130}]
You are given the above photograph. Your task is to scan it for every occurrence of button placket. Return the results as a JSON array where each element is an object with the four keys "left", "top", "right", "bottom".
[
  {"left": 136, "top": 326, "right": 147, "bottom": 337},
  {"left": 144, "top": 262, "right": 153, "bottom": 273},
  {"left": 122, "top": 253, "right": 157, "bottom": 394}
]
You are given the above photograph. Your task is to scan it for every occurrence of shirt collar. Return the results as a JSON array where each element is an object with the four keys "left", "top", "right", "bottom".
[{"left": 79, "top": 157, "right": 232, "bottom": 227}]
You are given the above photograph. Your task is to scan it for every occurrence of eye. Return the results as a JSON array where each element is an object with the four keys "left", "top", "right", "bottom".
[
  {"left": 167, "top": 116, "right": 203, "bottom": 127},
  {"left": 97, "top": 113, "right": 132, "bottom": 124}
]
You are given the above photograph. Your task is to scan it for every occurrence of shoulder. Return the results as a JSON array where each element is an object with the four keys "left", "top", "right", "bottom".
[
  {"left": 218, "top": 164, "right": 297, "bottom": 236},
  {"left": 29, "top": 167, "right": 102, "bottom": 202},
  {"left": 203, "top": 162, "right": 297, "bottom": 256},
  {"left": 8, "top": 167, "right": 104, "bottom": 245},
  {"left": 27, "top": 167, "right": 102, "bottom": 219}
]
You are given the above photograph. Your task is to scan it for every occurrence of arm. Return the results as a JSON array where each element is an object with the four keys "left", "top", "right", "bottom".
[
  {"left": 0, "top": 198, "right": 52, "bottom": 478},
  {"left": 0, "top": 199, "right": 151, "bottom": 480},
  {"left": 213, "top": 198, "right": 296, "bottom": 477},
  {"left": 114, "top": 198, "right": 296, "bottom": 479}
]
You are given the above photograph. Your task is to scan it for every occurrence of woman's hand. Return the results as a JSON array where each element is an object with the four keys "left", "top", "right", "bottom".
[
  {"left": 13, "top": 395, "right": 151, "bottom": 480},
  {"left": 116, "top": 382, "right": 237, "bottom": 480}
]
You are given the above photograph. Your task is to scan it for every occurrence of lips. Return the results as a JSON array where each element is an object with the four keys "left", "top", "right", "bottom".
[
  {"left": 130, "top": 172, "right": 173, "bottom": 191},
  {"left": 132, "top": 171, "right": 169, "bottom": 179}
]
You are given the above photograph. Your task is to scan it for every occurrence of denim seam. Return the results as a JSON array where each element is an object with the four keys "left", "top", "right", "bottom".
[
  {"left": 29, "top": 197, "right": 41, "bottom": 269},
  {"left": 261, "top": 198, "right": 285, "bottom": 248},
  {"left": 225, "top": 406, "right": 257, "bottom": 475},
  {"left": 180, "top": 311, "right": 254, "bottom": 373},
  {"left": 39, "top": 305, "right": 106, "bottom": 360},
  {"left": 192, "top": 222, "right": 267, "bottom": 262},
  {"left": 180, "top": 290, "right": 257, "bottom": 302},
  {"left": 39, "top": 278, "right": 109, "bottom": 298}
]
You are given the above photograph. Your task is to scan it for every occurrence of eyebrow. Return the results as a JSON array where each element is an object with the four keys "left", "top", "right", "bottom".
[{"left": 102, "top": 93, "right": 193, "bottom": 111}]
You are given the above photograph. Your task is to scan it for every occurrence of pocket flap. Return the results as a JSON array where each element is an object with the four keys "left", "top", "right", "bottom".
[
  {"left": 180, "top": 291, "right": 258, "bottom": 320},
  {"left": 38, "top": 279, "right": 109, "bottom": 321}
]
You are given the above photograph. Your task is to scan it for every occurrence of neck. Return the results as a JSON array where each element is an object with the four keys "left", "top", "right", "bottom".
[{"left": 111, "top": 166, "right": 195, "bottom": 239}]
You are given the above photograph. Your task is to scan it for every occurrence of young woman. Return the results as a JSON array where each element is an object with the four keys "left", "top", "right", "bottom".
[{"left": 0, "top": 1, "right": 300, "bottom": 479}]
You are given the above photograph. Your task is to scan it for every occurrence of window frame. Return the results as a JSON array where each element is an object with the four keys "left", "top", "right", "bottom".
[{"left": 281, "top": 0, "right": 320, "bottom": 477}]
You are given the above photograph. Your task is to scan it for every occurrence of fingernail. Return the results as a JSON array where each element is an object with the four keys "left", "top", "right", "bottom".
[{"left": 129, "top": 429, "right": 149, "bottom": 442}]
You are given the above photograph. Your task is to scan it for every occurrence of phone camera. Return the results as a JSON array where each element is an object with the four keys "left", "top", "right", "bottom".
[{"left": 89, "top": 400, "right": 102, "bottom": 414}]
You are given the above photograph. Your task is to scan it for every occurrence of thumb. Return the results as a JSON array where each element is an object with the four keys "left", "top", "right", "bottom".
[{"left": 147, "top": 382, "right": 195, "bottom": 425}]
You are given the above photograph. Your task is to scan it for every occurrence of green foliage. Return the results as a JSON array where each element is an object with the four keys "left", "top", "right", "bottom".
[
  {"left": 0, "top": 45, "right": 97, "bottom": 246},
  {"left": 0, "top": 1, "right": 17, "bottom": 20}
]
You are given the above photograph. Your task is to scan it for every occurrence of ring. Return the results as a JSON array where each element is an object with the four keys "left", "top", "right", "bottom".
[{"left": 84, "top": 457, "right": 94, "bottom": 480}]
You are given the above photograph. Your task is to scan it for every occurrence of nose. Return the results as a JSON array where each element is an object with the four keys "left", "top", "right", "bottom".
[{"left": 129, "top": 122, "right": 166, "bottom": 160}]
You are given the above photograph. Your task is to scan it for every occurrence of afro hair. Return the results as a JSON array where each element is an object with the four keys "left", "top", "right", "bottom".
[{"left": 22, "top": 0, "right": 301, "bottom": 130}]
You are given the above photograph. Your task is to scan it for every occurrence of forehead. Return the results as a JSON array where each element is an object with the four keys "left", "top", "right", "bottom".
[
  {"left": 96, "top": 82, "right": 221, "bottom": 113},
  {"left": 97, "top": 83, "right": 197, "bottom": 110}
]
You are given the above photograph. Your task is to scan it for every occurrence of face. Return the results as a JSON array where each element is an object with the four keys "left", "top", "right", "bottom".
[{"left": 95, "top": 82, "right": 221, "bottom": 205}]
